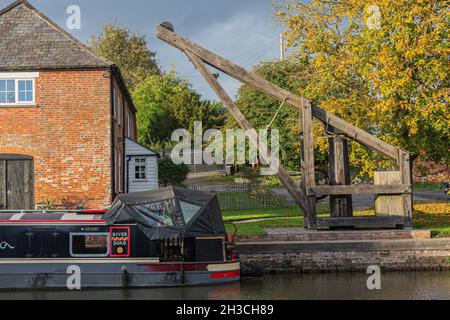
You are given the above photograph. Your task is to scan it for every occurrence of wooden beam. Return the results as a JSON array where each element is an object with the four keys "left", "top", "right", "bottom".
[
  {"left": 315, "top": 216, "right": 411, "bottom": 230},
  {"left": 0, "top": 160, "right": 6, "bottom": 209},
  {"left": 301, "top": 100, "right": 317, "bottom": 228},
  {"left": 156, "top": 25, "right": 400, "bottom": 163},
  {"left": 399, "top": 150, "right": 413, "bottom": 220},
  {"left": 307, "top": 185, "right": 412, "bottom": 196},
  {"left": 328, "top": 127, "right": 353, "bottom": 217},
  {"left": 184, "top": 50, "right": 309, "bottom": 213},
  {"left": 312, "top": 107, "right": 399, "bottom": 163}
]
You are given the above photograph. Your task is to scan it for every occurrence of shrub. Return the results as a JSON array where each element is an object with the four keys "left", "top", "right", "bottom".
[{"left": 158, "top": 158, "right": 189, "bottom": 187}]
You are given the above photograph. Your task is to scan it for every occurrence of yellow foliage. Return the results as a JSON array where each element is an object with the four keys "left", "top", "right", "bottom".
[{"left": 276, "top": 0, "right": 450, "bottom": 173}]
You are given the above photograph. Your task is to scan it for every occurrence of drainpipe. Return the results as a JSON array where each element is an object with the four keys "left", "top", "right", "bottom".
[
  {"left": 109, "top": 69, "right": 116, "bottom": 201},
  {"left": 126, "top": 156, "right": 132, "bottom": 194}
]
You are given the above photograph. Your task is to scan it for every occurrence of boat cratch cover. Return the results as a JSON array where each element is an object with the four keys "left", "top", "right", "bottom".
[{"left": 104, "top": 187, "right": 226, "bottom": 240}]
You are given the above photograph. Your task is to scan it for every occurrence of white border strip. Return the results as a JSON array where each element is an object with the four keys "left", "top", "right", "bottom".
[{"left": 0, "top": 72, "right": 39, "bottom": 79}]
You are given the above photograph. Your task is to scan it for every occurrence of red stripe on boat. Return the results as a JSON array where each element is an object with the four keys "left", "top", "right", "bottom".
[
  {"left": 141, "top": 263, "right": 209, "bottom": 272},
  {"left": 0, "top": 220, "right": 107, "bottom": 224},
  {"left": 210, "top": 270, "right": 240, "bottom": 279},
  {"left": 82, "top": 210, "right": 107, "bottom": 215}
]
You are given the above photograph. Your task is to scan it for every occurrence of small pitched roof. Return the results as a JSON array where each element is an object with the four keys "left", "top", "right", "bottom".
[
  {"left": 125, "top": 138, "right": 160, "bottom": 157},
  {"left": 0, "top": 0, "right": 112, "bottom": 70}
]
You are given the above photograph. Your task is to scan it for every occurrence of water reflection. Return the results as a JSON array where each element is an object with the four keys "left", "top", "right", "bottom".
[{"left": 0, "top": 272, "right": 449, "bottom": 300}]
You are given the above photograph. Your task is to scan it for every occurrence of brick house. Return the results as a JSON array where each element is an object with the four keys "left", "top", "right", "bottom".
[{"left": 0, "top": 0, "right": 158, "bottom": 210}]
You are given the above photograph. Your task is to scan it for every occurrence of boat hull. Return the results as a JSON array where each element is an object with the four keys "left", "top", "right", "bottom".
[{"left": 0, "top": 260, "right": 240, "bottom": 289}]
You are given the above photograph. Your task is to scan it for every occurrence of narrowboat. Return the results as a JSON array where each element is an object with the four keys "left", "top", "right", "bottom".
[{"left": 0, "top": 187, "right": 240, "bottom": 289}]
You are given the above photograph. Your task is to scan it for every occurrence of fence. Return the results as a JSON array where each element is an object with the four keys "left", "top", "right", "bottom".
[
  {"left": 217, "top": 192, "right": 290, "bottom": 210},
  {"left": 186, "top": 183, "right": 291, "bottom": 210},
  {"left": 185, "top": 182, "right": 259, "bottom": 193}
]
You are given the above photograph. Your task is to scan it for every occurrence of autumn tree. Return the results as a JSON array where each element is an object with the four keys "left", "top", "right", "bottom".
[
  {"left": 91, "top": 24, "right": 160, "bottom": 91},
  {"left": 276, "top": 0, "right": 449, "bottom": 174},
  {"left": 133, "top": 73, "right": 226, "bottom": 149}
]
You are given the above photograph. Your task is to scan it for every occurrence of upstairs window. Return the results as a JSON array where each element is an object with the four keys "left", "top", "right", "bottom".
[
  {"left": 0, "top": 80, "right": 15, "bottom": 104},
  {"left": 18, "top": 80, "right": 34, "bottom": 102},
  {"left": 0, "top": 78, "right": 35, "bottom": 105}
]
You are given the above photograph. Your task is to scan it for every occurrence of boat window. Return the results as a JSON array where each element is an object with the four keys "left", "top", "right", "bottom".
[
  {"left": 70, "top": 233, "right": 109, "bottom": 257},
  {"left": 132, "top": 200, "right": 178, "bottom": 227},
  {"left": 180, "top": 201, "right": 202, "bottom": 224}
]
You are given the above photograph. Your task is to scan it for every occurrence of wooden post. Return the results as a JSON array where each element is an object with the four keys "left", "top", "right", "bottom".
[
  {"left": 399, "top": 150, "right": 413, "bottom": 225},
  {"left": 301, "top": 101, "right": 317, "bottom": 228},
  {"left": 374, "top": 171, "right": 403, "bottom": 216},
  {"left": 328, "top": 127, "right": 353, "bottom": 217},
  {"left": 299, "top": 112, "right": 309, "bottom": 227},
  {"left": 0, "top": 160, "right": 6, "bottom": 209}
]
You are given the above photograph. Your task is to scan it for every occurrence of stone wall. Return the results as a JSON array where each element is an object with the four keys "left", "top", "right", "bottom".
[{"left": 237, "top": 239, "right": 450, "bottom": 273}]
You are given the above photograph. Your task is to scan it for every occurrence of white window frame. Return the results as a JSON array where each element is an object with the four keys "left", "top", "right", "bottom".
[
  {"left": 134, "top": 157, "right": 147, "bottom": 181},
  {"left": 0, "top": 72, "right": 38, "bottom": 106}
]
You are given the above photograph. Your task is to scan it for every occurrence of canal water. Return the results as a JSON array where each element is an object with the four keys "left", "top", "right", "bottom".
[{"left": 0, "top": 271, "right": 449, "bottom": 300}]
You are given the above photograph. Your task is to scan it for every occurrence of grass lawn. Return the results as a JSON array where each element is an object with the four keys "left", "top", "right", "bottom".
[
  {"left": 222, "top": 203, "right": 330, "bottom": 223},
  {"left": 224, "top": 202, "right": 450, "bottom": 238},
  {"left": 413, "top": 182, "right": 442, "bottom": 191},
  {"left": 412, "top": 202, "right": 450, "bottom": 238}
]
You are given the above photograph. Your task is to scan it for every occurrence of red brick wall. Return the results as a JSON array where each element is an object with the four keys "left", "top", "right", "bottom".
[{"left": 0, "top": 69, "right": 114, "bottom": 209}]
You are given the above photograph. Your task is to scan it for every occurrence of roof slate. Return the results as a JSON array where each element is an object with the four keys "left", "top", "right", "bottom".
[{"left": 0, "top": 0, "right": 112, "bottom": 70}]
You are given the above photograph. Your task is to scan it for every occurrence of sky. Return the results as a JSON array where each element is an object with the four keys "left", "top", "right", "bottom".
[{"left": 2, "top": 0, "right": 288, "bottom": 100}]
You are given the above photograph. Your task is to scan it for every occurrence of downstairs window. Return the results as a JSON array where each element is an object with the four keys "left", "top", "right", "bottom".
[{"left": 70, "top": 233, "right": 110, "bottom": 257}]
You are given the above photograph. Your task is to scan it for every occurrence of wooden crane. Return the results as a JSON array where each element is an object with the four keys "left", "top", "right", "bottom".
[{"left": 156, "top": 23, "right": 413, "bottom": 230}]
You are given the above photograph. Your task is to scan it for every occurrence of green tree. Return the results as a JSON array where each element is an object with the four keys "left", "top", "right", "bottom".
[
  {"left": 91, "top": 24, "right": 160, "bottom": 91},
  {"left": 227, "top": 59, "right": 312, "bottom": 171},
  {"left": 158, "top": 158, "right": 189, "bottom": 187},
  {"left": 276, "top": 0, "right": 450, "bottom": 174},
  {"left": 132, "top": 73, "right": 226, "bottom": 148}
]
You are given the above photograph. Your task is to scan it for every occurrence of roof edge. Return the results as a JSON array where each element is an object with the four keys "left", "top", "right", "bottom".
[
  {"left": 125, "top": 137, "right": 160, "bottom": 157},
  {"left": 0, "top": 0, "right": 23, "bottom": 16}
]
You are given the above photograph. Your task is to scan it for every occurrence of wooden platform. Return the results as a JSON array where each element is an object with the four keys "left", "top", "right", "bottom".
[
  {"left": 314, "top": 216, "right": 412, "bottom": 230},
  {"left": 237, "top": 228, "right": 431, "bottom": 242}
]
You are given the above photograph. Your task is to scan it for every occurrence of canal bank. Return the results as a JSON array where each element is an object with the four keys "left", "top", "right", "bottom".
[{"left": 236, "top": 230, "right": 450, "bottom": 273}]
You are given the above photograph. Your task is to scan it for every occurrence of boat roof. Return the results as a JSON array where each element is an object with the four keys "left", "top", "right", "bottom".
[{"left": 0, "top": 210, "right": 106, "bottom": 224}]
